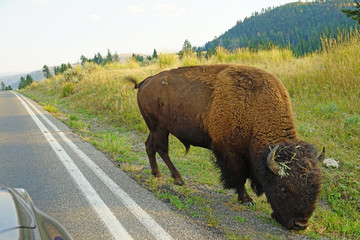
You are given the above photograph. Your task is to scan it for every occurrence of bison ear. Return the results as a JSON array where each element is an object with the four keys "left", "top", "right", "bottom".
[
  {"left": 267, "top": 145, "right": 280, "bottom": 175},
  {"left": 317, "top": 147, "right": 325, "bottom": 164}
]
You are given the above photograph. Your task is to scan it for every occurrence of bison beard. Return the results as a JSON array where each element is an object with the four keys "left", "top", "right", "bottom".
[{"left": 128, "top": 64, "right": 325, "bottom": 230}]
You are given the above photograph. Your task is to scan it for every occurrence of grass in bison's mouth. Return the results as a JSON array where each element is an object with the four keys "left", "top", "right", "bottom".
[{"left": 21, "top": 30, "right": 360, "bottom": 239}]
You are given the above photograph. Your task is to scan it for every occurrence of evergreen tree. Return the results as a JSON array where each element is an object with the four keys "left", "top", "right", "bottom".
[
  {"left": 93, "top": 52, "right": 104, "bottom": 65},
  {"left": 342, "top": 0, "right": 360, "bottom": 24},
  {"left": 182, "top": 39, "right": 192, "bottom": 52},
  {"left": 196, "top": 47, "right": 202, "bottom": 58},
  {"left": 112, "top": 52, "right": 119, "bottom": 62},
  {"left": 203, "top": 0, "right": 357, "bottom": 56},
  {"left": 54, "top": 66, "right": 60, "bottom": 75},
  {"left": 179, "top": 39, "right": 193, "bottom": 59},
  {"left": 106, "top": 49, "right": 113, "bottom": 63},
  {"left": 1, "top": 81, "right": 5, "bottom": 91},
  {"left": 26, "top": 75, "right": 33, "bottom": 86},
  {"left": 60, "top": 63, "right": 67, "bottom": 73},
  {"left": 132, "top": 54, "right": 144, "bottom": 62},
  {"left": 152, "top": 49, "right": 158, "bottom": 59},
  {"left": 80, "top": 55, "right": 89, "bottom": 65},
  {"left": 42, "top": 65, "right": 52, "bottom": 78},
  {"left": 18, "top": 76, "right": 26, "bottom": 90},
  {"left": 18, "top": 75, "right": 33, "bottom": 89}
]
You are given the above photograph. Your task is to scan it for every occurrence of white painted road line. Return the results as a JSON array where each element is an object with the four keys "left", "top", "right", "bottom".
[
  {"left": 13, "top": 91, "right": 133, "bottom": 240},
  {"left": 15, "top": 92, "right": 174, "bottom": 240}
]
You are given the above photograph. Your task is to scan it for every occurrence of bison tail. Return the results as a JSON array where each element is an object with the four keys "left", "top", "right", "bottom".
[
  {"left": 179, "top": 139, "right": 191, "bottom": 154},
  {"left": 183, "top": 142, "right": 191, "bottom": 155},
  {"left": 125, "top": 77, "right": 140, "bottom": 89}
]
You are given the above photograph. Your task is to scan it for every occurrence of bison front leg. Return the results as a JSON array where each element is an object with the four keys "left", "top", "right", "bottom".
[{"left": 236, "top": 182, "right": 254, "bottom": 206}]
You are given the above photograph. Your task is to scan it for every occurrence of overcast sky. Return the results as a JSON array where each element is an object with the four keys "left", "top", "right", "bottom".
[{"left": 0, "top": 0, "right": 297, "bottom": 74}]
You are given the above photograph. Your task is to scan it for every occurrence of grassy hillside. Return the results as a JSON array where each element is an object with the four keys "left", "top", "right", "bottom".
[
  {"left": 0, "top": 70, "right": 45, "bottom": 89},
  {"left": 21, "top": 31, "right": 360, "bottom": 239},
  {"left": 205, "top": 0, "right": 358, "bottom": 56}
]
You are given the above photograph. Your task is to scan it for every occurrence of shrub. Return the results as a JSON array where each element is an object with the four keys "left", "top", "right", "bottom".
[
  {"left": 61, "top": 82, "right": 74, "bottom": 97},
  {"left": 158, "top": 53, "right": 178, "bottom": 69}
]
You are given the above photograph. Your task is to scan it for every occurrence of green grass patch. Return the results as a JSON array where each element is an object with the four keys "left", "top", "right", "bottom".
[
  {"left": 235, "top": 216, "right": 246, "bottom": 223},
  {"left": 43, "top": 104, "right": 58, "bottom": 114},
  {"left": 68, "top": 114, "right": 89, "bottom": 130}
]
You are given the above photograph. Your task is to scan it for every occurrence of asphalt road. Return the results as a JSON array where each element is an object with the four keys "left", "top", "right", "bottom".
[{"left": 0, "top": 91, "right": 219, "bottom": 240}]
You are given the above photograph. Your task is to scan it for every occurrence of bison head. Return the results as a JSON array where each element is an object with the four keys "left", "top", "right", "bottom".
[{"left": 259, "top": 140, "right": 325, "bottom": 230}]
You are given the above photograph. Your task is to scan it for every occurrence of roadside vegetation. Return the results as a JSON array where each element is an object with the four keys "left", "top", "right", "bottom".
[{"left": 21, "top": 30, "right": 360, "bottom": 239}]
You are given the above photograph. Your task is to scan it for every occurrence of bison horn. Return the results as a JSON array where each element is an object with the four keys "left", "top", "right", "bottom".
[
  {"left": 317, "top": 147, "right": 325, "bottom": 164},
  {"left": 267, "top": 145, "right": 280, "bottom": 175}
]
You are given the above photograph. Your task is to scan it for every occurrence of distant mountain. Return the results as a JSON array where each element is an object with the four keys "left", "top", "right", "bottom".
[
  {"left": 0, "top": 70, "right": 45, "bottom": 90},
  {"left": 204, "top": 0, "right": 358, "bottom": 56},
  {"left": 0, "top": 72, "right": 19, "bottom": 77}
]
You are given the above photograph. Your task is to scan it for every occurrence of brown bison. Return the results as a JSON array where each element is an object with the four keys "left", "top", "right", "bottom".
[{"left": 128, "top": 64, "right": 325, "bottom": 230}]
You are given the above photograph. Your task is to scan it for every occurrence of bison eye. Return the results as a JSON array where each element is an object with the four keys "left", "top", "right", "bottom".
[{"left": 280, "top": 187, "right": 288, "bottom": 193}]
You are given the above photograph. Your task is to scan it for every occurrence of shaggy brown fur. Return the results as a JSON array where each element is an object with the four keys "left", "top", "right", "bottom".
[{"left": 129, "top": 64, "right": 324, "bottom": 230}]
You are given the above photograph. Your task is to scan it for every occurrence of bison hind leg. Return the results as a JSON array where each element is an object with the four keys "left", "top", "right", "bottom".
[
  {"left": 145, "top": 134, "right": 161, "bottom": 178},
  {"left": 146, "top": 129, "right": 184, "bottom": 185}
]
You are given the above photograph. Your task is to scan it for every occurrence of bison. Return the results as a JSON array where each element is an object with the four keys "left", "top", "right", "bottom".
[{"left": 128, "top": 64, "right": 325, "bottom": 230}]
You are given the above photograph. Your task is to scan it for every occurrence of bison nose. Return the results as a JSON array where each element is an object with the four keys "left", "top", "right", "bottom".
[{"left": 293, "top": 220, "right": 308, "bottom": 230}]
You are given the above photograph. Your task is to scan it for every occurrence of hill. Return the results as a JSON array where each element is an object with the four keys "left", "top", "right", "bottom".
[
  {"left": 0, "top": 70, "right": 45, "bottom": 90},
  {"left": 204, "top": 0, "right": 358, "bottom": 55},
  {"left": 0, "top": 53, "right": 148, "bottom": 89}
]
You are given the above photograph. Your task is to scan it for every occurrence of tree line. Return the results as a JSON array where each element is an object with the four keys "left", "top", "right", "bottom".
[
  {"left": 1, "top": 81, "right": 13, "bottom": 91},
  {"left": 41, "top": 49, "right": 160, "bottom": 80},
  {"left": 18, "top": 75, "right": 34, "bottom": 90},
  {"left": 204, "top": 0, "right": 359, "bottom": 56}
]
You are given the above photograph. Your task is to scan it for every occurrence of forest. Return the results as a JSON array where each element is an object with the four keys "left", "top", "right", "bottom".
[{"left": 204, "top": 0, "right": 358, "bottom": 56}]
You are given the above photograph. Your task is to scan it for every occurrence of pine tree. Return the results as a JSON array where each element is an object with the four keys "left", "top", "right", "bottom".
[
  {"left": 106, "top": 49, "right": 113, "bottom": 63},
  {"left": 18, "top": 76, "right": 26, "bottom": 90},
  {"left": 179, "top": 39, "right": 193, "bottom": 59},
  {"left": 80, "top": 55, "right": 89, "bottom": 65},
  {"left": 54, "top": 66, "right": 58, "bottom": 75},
  {"left": 42, "top": 65, "right": 52, "bottom": 78},
  {"left": 196, "top": 47, "right": 202, "bottom": 58},
  {"left": 60, "top": 64, "right": 67, "bottom": 73},
  {"left": 342, "top": 0, "right": 360, "bottom": 24},
  {"left": 182, "top": 40, "right": 192, "bottom": 53},
  {"left": 1, "top": 81, "right": 5, "bottom": 91},
  {"left": 26, "top": 75, "right": 33, "bottom": 86},
  {"left": 112, "top": 52, "right": 119, "bottom": 62},
  {"left": 152, "top": 49, "right": 158, "bottom": 59}
]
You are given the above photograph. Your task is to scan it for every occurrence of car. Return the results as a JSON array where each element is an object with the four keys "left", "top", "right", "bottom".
[{"left": 0, "top": 185, "right": 72, "bottom": 240}]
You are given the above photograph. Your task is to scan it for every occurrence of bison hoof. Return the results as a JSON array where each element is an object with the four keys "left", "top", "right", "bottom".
[
  {"left": 174, "top": 179, "right": 185, "bottom": 186},
  {"left": 152, "top": 172, "right": 161, "bottom": 178}
]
